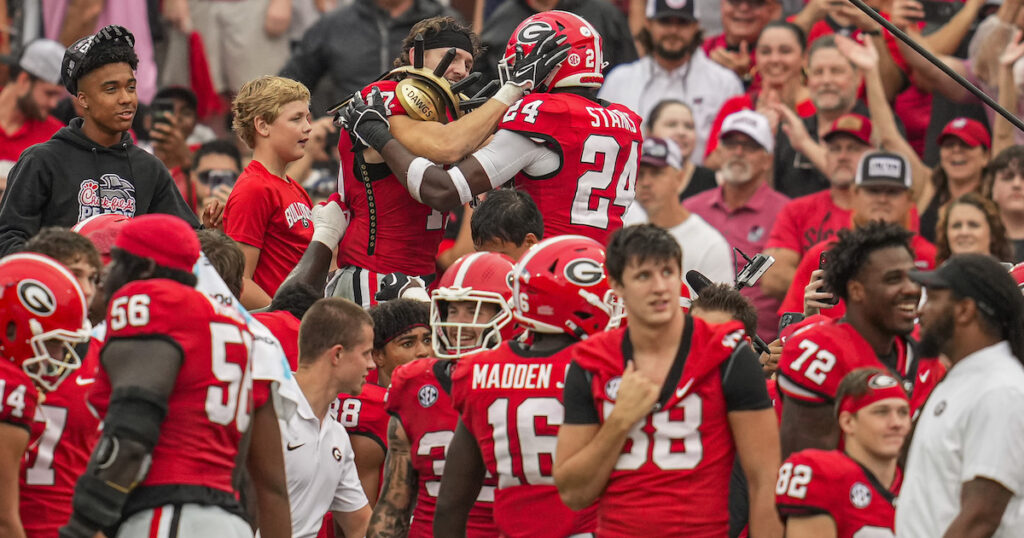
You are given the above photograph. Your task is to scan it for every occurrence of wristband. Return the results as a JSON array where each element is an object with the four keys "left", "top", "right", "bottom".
[
  {"left": 407, "top": 157, "right": 432, "bottom": 203},
  {"left": 448, "top": 167, "right": 474, "bottom": 205},
  {"left": 494, "top": 83, "right": 525, "bottom": 106}
]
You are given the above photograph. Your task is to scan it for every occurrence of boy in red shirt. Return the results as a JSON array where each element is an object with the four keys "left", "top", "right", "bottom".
[{"left": 224, "top": 76, "right": 315, "bottom": 309}]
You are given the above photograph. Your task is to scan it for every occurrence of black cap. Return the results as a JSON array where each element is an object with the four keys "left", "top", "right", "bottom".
[
  {"left": 910, "top": 253, "right": 1022, "bottom": 320},
  {"left": 61, "top": 25, "right": 135, "bottom": 94},
  {"left": 855, "top": 151, "right": 912, "bottom": 189},
  {"left": 646, "top": 0, "right": 696, "bottom": 21}
]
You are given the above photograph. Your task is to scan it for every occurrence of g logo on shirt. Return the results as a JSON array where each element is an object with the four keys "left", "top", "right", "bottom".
[
  {"left": 604, "top": 376, "right": 621, "bottom": 401},
  {"left": 285, "top": 202, "right": 313, "bottom": 228}
]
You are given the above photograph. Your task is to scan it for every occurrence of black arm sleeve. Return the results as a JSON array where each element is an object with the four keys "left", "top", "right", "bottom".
[
  {"left": 720, "top": 343, "right": 773, "bottom": 412},
  {"left": 0, "top": 151, "right": 48, "bottom": 256},
  {"left": 562, "top": 362, "right": 600, "bottom": 425}
]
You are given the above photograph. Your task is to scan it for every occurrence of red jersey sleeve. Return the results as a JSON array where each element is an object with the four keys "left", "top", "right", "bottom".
[
  {"left": 778, "top": 323, "right": 850, "bottom": 404},
  {"left": 449, "top": 356, "right": 474, "bottom": 416},
  {"left": 223, "top": 176, "right": 275, "bottom": 249},
  {"left": 766, "top": 200, "right": 804, "bottom": 253},
  {"left": 335, "top": 384, "right": 389, "bottom": 450},
  {"left": 498, "top": 94, "right": 570, "bottom": 148},
  {"left": 0, "top": 360, "right": 39, "bottom": 436},
  {"left": 775, "top": 450, "right": 838, "bottom": 519}
]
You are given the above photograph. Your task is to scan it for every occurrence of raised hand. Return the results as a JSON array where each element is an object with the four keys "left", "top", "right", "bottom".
[
  {"left": 336, "top": 88, "right": 393, "bottom": 152},
  {"left": 835, "top": 33, "right": 879, "bottom": 72},
  {"left": 709, "top": 41, "right": 753, "bottom": 79},
  {"left": 1000, "top": 29, "right": 1024, "bottom": 67},
  {"left": 500, "top": 30, "right": 570, "bottom": 91}
]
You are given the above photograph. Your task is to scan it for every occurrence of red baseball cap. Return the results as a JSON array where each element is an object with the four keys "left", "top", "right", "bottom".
[
  {"left": 823, "top": 113, "right": 872, "bottom": 146},
  {"left": 114, "top": 214, "right": 199, "bottom": 272},
  {"left": 937, "top": 117, "right": 990, "bottom": 149}
]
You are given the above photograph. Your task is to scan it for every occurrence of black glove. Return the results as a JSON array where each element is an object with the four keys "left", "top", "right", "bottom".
[
  {"left": 336, "top": 88, "right": 394, "bottom": 152},
  {"left": 499, "top": 30, "right": 570, "bottom": 92},
  {"left": 375, "top": 272, "right": 426, "bottom": 302},
  {"left": 459, "top": 80, "right": 501, "bottom": 113}
]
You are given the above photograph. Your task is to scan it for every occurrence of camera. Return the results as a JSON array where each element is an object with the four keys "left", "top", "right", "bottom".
[{"left": 735, "top": 248, "right": 775, "bottom": 290}]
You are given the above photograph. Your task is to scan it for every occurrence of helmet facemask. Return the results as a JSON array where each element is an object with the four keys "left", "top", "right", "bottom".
[{"left": 430, "top": 287, "right": 513, "bottom": 359}]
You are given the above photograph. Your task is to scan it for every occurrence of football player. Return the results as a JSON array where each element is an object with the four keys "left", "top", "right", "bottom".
[
  {"left": 0, "top": 253, "right": 90, "bottom": 538},
  {"left": 333, "top": 16, "right": 568, "bottom": 307},
  {"left": 776, "top": 369, "right": 909, "bottom": 537},
  {"left": 554, "top": 224, "right": 783, "bottom": 536},
  {"left": 367, "top": 252, "right": 514, "bottom": 537},
  {"left": 61, "top": 214, "right": 291, "bottom": 538},
  {"left": 437, "top": 235, "right": 609, "bottom": 536},
  {"left": 778, "top": 221, "right": 945, "bottom": 458},
  {"left": 339, "top": 11, "right": 641, "bottom": 254},
  {"left": 334, "top": 298, "right": 432, "bottom": 506},
  {"left": 18, "top": 230, "right": 102, "bottom": 538}
]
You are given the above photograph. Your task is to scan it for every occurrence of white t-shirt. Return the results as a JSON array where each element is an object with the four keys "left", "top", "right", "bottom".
[
  {"left": 274, "top": 389, "right": 368, "bottom": 538},
  {"left": 668, "top": 213, "right": 735, "bottom": 292},
  {"left": 896, "top": 341, "right": 1024, "bottom": 538}
]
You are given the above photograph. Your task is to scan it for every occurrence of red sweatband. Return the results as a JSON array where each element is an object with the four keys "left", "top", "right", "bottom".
[
  {"left": 838, "top": 373, "right": 909, "bottom": 415},
  {"left": 115, "top": 214, "right": 200, "bottom": 273}
]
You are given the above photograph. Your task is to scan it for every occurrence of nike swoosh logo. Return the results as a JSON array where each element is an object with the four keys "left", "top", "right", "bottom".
[
  {"left": 286, "top": 442, "right": 305, "bottom": 451},
  {"left": 675, "top": 378, "right": 695, "bottom": 399},
  {"left": 918, "top": 371, "right": 930, "bottom": 383},
  {"left": 75, "top": 377, "right": 95, "bottom": 386}
]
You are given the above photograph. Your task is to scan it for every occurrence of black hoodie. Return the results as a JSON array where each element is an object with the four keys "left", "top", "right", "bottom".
[{"left": 0, "top": 118, "right": 199, "bottom": 256}]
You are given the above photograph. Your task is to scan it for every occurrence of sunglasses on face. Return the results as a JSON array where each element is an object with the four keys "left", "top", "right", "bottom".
[{"left": 197, "top": 169, "right": 239, "bottom": 188}]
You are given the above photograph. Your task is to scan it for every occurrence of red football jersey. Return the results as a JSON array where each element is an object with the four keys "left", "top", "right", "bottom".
[
  {"left": 450, "top": 342, "right": 597, "bottom": 537},
  {"left": 499, "top": 92, "right": 642, "bottom": 244},
  {"left": 252, "top": 310, "right": 301, "bottom": 371},
  {"left": 337, "top": 80, "right": 448, "bottom": 277},
  {"left": 0, "top": 356, "right": 41, "bottom": 440},
  {"left": 571, "top": 319, "right": 749, "bottom": 536},
  {"left": 386, "top": 358, "right": 498, "bottom": 538},
  {"left": 334, "top": 382, "right": 389, "bottom": 452},
  {"left": 90, "top": 279, "right": 254, "bottom": 494},
  {"left": 776, "top": 449, "right": 900, "bottom": 537},
  {"left": 20, "top": 334, "right": 102, "bottom": 537},
  {"left": 777, "top": 318, "right": 944, "bottom": 412}
]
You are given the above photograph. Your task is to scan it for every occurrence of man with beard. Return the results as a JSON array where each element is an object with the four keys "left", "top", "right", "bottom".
[
  {"left": 772, "top": 35, "right": 903, "bottom": 199},
  {"left": 0, "top": 40, "right": 67, "bottom": 163},
  {"left": 599, "top": 0, "right": 743, "bottom": 163},
  {"left": 684, "top": 110, "right": 788, "bottom": 341},
  {"left": 761, "top": 114, "right": 873, "bottom": 301},
  {"left": 777, "top": 220, "right": 944, "bottom": 458},
  {"left": 898, "top": 254, "right": 1024, "bottom": 538}
]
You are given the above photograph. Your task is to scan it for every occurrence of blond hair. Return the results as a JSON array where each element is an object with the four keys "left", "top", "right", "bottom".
[{"left": 231, "top": 76, "right": 311, "bottom": 148}]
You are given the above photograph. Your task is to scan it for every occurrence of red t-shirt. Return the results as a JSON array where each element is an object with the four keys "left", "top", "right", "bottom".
[
  {"left": 450, "top": 342, "right": 597, "bottom": 537},
  {"left": 0, "top": 116, "right": 62, "bottom": 163},
  {"left": 386, "top": 358, "right": 498, "bottom": 538},
  {"left": 337, "top": 79, "right": 449, "bottom": 277},
  {"left": 252, "top": 310, "right": 301, "bottom": 371},
  {"left": 90, "top": 279, "right": 253, "bottom": 495},
  {"left": 500, "top": 92, "right": 643, "bottom": 244},
  {"left": 777, "top": 317, "right": 944, "bottom": 412},
  {"left": 20, "top": 335, "right": 102, "bottom": 537},
  {"left": 776, "top": 449, "right": 900, "bottom": 537},
  {"left": 766, "top": 190, "right": 852, "bottom": 259},
  {"left": 569, "top": 320, "right": 749, "bottom": 536},
  {"left": 224, "top": 160, "right": 313, "bottom": 296},
  {"left": 778, "top": 233, "right": 936, "bottom": 318},
  {"left": 704, "top": 94, "right": 816, "bottom": 159}
]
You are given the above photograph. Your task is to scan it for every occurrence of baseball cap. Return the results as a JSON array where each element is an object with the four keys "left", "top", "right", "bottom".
[
  {"left": 61, "top": 25, "right": 136, "bottom": 94},
  {"left": 854, "top": 151, "right": 911, "bottom": 189},
  {"left": 14, "top": 39, "right": 66, "bottom": 85},
  {"left": 937, "top": 117, "right": 991, "bottom": 149},
  {"left": 910, "top": 253, "right": 1022, "bottom": 320},
  {"left": 823, "top": 113, "right": 873, "bottom": 146},
  {"left": 114, "top": 214, "right": 199, "bottom": 273},
  {"left": 719, "top": 110, "right": 774, "bottom": 153},
  {"left": 640, "top": 137, "right": 684, "bottom": 169},
  {"left": 646, "top": 0, "right": 696, "bottom": 21}
]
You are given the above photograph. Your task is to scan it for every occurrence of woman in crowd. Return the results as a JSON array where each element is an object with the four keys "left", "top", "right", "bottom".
[
  {"left": 985, "top": 145, "right": 1024, "bottom": 262},
  {"left": 915, "top": 118, "right": 992, "bottom": 243},
  {"left": 646, "top": 99, "right": 718, "bottom": 200},
  {"left": 704, "top": 21, "right": 814, "bottom": 166},
  {"left": 934, "top": 192, "right": 1013, "bottom": 265}
]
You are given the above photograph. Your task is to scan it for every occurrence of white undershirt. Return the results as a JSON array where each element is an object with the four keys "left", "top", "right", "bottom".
[{"left": 471, "top": 129, "right": 561, "bottom": 189}]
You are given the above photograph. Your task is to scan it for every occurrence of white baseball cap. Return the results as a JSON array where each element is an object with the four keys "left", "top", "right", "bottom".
[
  {"left": 719, "top": 110, "right": 774, "bottom": 153},
  {"left": 17, "top": 39, "right": 66, "bottom": 86}
]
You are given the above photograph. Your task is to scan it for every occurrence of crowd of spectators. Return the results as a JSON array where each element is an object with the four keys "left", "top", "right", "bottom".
[{"left": 2, "top": 0, "right": 1024, "bottom": 535}]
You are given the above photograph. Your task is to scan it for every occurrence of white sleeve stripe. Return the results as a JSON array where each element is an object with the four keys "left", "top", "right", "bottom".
[
  {"left": 777, "top": 375, "right": 827, "bottom": 402},
  {"left": 406, "top": 157, "right": 432, "bottom": 203}
]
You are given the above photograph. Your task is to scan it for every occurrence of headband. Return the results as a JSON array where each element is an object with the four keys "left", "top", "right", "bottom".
[
  {"left": 838, "top": 373, "right": 909, "bottom": 415},
  {"left": 379, "top": 323, "right": 429, "bottom": 347},
  {"left": 422, "top": 29, "right": 474, "bottom": 55}
]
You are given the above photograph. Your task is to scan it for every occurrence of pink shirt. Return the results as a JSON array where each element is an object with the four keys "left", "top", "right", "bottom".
[{"left": 684, "top": 182, "right": 789, "bottom": 340}]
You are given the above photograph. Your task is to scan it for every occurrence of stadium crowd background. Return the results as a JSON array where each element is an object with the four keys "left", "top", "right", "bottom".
[{"left": 0, "top": 0, "right": 1024, "bottom": 536}]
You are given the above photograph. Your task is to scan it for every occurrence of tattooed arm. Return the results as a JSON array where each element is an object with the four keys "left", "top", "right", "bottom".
[{"left": 367, "top": 417, "right": 418, "bottom": 538}]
